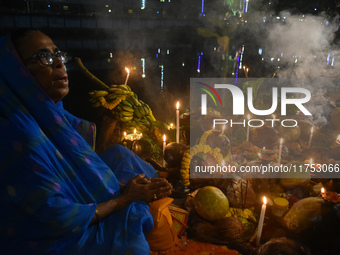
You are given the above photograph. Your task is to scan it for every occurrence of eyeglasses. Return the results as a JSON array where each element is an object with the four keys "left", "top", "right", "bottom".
[{"left": 25, "top": 51, "right": 68, "bottom": 66}]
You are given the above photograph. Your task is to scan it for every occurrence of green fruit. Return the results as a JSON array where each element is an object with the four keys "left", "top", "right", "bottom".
[{"left": 194, "top": 186, "right": 229, "bottom": 221}]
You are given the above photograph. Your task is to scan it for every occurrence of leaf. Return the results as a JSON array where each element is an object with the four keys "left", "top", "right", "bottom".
[
  {"left": 197, "top": 27, "right": 219, "bottom": 38},
  {"left": 242, "top": 77, "right": 266, "bottom": 101},
  {"left": 151, "top": 120, "right": 169, "bottom": 130},
  {"left": 217, "top": 36, "right": 229, "bottom": 52}
]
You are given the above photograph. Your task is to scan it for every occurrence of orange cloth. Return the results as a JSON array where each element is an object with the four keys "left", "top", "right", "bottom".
[{"left": 147, "top": 197, "right": 180, "bottom": 252}]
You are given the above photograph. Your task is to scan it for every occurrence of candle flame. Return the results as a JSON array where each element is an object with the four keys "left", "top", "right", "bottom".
[
  {"left": 272, "top": 114, "right": 275, "bottom": 119},
  {"left": 163, "top": 134, "right": 166, "bottom": 142},
  {"left": 321, "top": 187, "right": 325, "bottom": 194},
  {"left": 176, "top": 101, "right": 180, "bottom": 110},
  {"left": 311, "top": 127, "right": 314, "bottom": 134},
  {"left": 134, "top": 128, "right": 136, "bottom": 134},
  {"left": 263, "top": 196, "right": 267, "bottom": 205},
  {"left": 170, "top": 123, "right": 173, "bottom": 128},
  {"left": 258, "top": 153, "right": 262, "bottom": 158},
  {"left": 222, "top": 124, "right": 226, "bottom": 131},
  {"left": 247, "top": 114, "right": 250, "bottom": 120},
  {"left": 125, "top": 67, "right": 130, "bottom": 74},
  {"left": 222, "top": 160, "right": 225, "bottom": 166},
  {"left": 124, "top": 132, "right": 126, "bottom": 137},
  {"left": 263, "top": 147, "right": 266, "bottom": 150},
  {"left": 336, "top": 134, "right": 340, "bottom": 144},
  {"left": 310, "top": 158, "right": 313, "bottom": 164},
  {"left": 280, "top": 138, "right": 283, "bottom": 144}
]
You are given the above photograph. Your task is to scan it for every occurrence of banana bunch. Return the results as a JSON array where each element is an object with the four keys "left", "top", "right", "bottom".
[
  {"left": 89, "top": 84, "right": 156, "bottom": 134},
  {"left": 225, "top": 208, "right": 257, "bottom": 222}
]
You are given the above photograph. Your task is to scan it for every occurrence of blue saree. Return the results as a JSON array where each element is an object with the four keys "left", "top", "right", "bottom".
[{"left": 0, "top": 34, "right": 157, "bottom": 254}]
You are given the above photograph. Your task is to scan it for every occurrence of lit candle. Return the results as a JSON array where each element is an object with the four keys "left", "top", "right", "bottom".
[
  {"left": 309, "top": 158, "right": 313, "bottom": 165},
  {"left": 176, "top": 101, "right": 180, "bottom": 143},
  {"left": 336, "top": 134, "right": 340, "bottom": 145},
  {"left": 124, "top": 131, "right": 127, "bottom": 139},
  {"left": 321, "top": 187, "right": 325, "bottom": 195},
  {"left": 308, "top": 127, "right": 314, "bottom": 149},
  {"left": 256, "top": 196, "right": 267, "bottom": 246},
  {"left": 246, "top": 114, "right": 250, "bottom": 141},
  {"left": 278, "top": 138, "right": 283, "bottom": 164},
  {"left": 170, "top": 123, "right": 173, "bottom": 129},
  {"left": 124, "top": 67, "right": 130, "bottom": 86},
  {"left": 163, "top": 134, "right": 166, "bottom": 167}
]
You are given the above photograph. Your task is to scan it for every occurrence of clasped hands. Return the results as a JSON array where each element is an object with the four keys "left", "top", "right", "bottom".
[{"left": 120, "top": 173, "right": 173, "bottom": 204}]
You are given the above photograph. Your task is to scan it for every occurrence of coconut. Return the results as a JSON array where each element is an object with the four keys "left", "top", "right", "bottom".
[
  {"left": 163, "top": 142, "right": 188, "bottom": 168},
  {"left": 278, "top": 125, "right": 301, "bottom": 142},
  {"left": 204, "top": 131, "right": 231, "bottom": 158},
  {"left": 283, "top": 197, "right": 325, "bottom": 233},
  {"left": 194, "top": 186, "right": 229, "bottom": 221},
  {"left": 131, "top": 138, "right": 153, "bottom": 159},
  {"left": 251, "top": 126, "right": 280, "bottom": 148}
]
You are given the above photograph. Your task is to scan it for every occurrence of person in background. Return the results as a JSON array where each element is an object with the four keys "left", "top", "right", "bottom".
[{"left": 0, "top": 29, "right": 172, "bottom": 255}]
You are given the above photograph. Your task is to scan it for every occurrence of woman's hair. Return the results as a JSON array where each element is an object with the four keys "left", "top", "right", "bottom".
[{"left": 10, "top": 28, "right": 42, "bottom": 51}]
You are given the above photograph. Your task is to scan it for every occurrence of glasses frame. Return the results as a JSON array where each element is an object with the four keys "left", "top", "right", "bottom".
[{"left": 25, "top": 50, "right": 68, "bottom": 66}]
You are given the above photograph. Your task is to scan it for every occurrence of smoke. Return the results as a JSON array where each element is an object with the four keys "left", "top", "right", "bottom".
[{"left": 262, "top": 12, "right": 339, "bottom": 126}]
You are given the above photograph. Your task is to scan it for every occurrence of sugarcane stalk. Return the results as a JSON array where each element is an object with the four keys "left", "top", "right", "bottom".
[{"left": 75, "top": 57, "right": 109, "bottom": 90}]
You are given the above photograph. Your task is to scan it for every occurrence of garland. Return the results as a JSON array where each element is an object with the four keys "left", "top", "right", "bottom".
[
  {"left": 180, "top": 144, "right": 224, "bottom": 188},
  {"left": 199, "top": 129, "right": 231, "bottom": 161}
]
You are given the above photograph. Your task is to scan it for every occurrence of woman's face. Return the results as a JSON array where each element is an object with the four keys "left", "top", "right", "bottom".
[{"left": 15, "top": 31, "right": 69, "bottom": 103}]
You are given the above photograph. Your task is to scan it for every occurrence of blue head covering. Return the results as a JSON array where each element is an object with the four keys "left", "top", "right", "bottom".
[{"left": 0, "top": 33, "right": 154, "bottom": 254}]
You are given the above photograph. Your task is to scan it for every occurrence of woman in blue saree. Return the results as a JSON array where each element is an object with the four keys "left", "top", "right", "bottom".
[{"left": 0, "top": 29, "right": 172, "bottom": 254}]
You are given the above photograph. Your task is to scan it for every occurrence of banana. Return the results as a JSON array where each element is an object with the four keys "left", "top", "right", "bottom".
[
  {"left": 118, "top": 84, "right": 131, "bottom": 91},
  {"left": 108, "top": 87, "right": 124, "bottom": 93},
  {"left": 140, "top": 118, "right": 150, "bottom": 127},
  {"left": 149, "top": 110, "right": 156, "bottom": 121},
  {"left": 97, "top": 96, "right": 106, "bottom": 104},
  {"left": 116, "top": 90, "right": 131, "bottom": 95},
  {"left": 121, "top": 105, "right": 134, "bottom": 113},
  {"left": 145, "top": 115, "right": 153, "bottom": 123},
  {"left": 106, "top": 93, "right": 121, "bottom": 100},
  {"left": 122, "top": 111, "right": 134, "bottom": 117},
  {"left": 142, "top": 104, "right": 149, "bottom": 115},
  {"left": 138, "top": 105, "right": 145, "bottom": 115},
  {"left": 91, "top": 102, "right": 101, "bottom": 108},
  {"left": 120, "top": 99, "right": 133, "bottom": 108},
  {"left": 126, "top": 96, "right": 137, "bottom": 107},
  {"left": 90, "top": 90, "right": 108, "bottom": 97},
  {"left": 134, "top": 107, "right": 142, "bottom": 118},
  {"left": 121, "top": 116, "right": 133, "bottom": 122},
  {"left": 89, "top": 97, "right": 99, "bottom": 103}
]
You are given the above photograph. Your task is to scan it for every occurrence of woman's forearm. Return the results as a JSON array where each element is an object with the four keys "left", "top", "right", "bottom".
[{"left": 90, "top": 195, "right": 131, "bottom": 224}]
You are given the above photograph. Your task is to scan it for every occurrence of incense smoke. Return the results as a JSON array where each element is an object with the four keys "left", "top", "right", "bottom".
[{"left": 264, "top": 12, "right": 339, "bottom": 126}]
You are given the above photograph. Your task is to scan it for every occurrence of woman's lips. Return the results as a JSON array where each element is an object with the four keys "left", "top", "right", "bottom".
[{"left": 54, "top": 75, "right": 68, "bottom": 87}]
